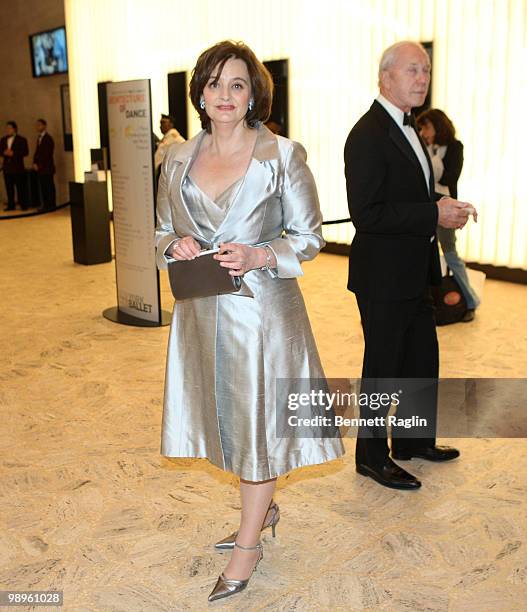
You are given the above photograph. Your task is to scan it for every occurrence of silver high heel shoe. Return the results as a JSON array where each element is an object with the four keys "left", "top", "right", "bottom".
[
  {"left": 214, "top": 501, "right": 280, "bottom": 550},
  {"left": 208, "top": 541, "right": 263, "bottom": 602}
]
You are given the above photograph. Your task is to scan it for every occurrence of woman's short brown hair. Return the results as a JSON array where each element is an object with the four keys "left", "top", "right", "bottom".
[
  {"left": 189, "top": 40, "right": 274, "bottom": 133},
  {"left": 416, "top": 108, "right": 457, "bottom": 146}
]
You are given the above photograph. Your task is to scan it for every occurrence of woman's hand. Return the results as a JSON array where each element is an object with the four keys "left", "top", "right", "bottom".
[
  {"left": 168, "top": 236, "right": 201, "bottom": 260},
  {"left": 214, "top": 243, "right": 274, "bottom": 276}
]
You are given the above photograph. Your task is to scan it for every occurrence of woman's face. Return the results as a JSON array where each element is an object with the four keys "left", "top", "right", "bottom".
[
  {"left": 419, "top": 120, "right": 436, "bottom": 145},
  {"left": 202, "top": 58, "right": 252, "bottom": 127}
]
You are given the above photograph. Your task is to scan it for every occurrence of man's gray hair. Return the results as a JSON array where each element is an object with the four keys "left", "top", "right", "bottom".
[{"left": 378, "top": 41, "right": 428, "bottom": 86}]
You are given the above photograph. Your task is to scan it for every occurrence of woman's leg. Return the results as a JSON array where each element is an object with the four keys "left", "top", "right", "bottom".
[
  {"left": 222, "top": 477, "right": 277, "bottom": 579},
  {"left": 443, "top": 250, "right": 480, "bottom": 309},
  {"left": 437, "top": 227, "right": 480, "bottom": 310},
  {"left": 437, "top": 226, "right": 457, "bottom": 255}
]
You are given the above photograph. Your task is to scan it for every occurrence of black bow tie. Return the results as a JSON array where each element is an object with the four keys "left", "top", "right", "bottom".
[{"left": 403, "top": 113, "right": 417, "bottom": 128}]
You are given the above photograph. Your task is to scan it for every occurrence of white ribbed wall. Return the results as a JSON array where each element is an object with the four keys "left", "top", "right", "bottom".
[{"left": 64, "top": 0, "right": 527, "bottom": 269}]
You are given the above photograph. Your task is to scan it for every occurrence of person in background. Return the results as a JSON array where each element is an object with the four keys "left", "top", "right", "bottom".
[
  {"left": 264, "top": 119, "right": 283, "bottom": 135},
  {"left": 154, "top": 114, "right": 185, "bottom": 172},
  {"left": 344, "top": 41, "right": 476, "bottom": 492},
  {"left": 1, "top": 121, "right": 28, "bottom": 211},
  {"left": 33, "top": 118, "right": 56, "bottom": 211},
  {"left": 417, "top": 108, "right": 480, "bottom": 321}
]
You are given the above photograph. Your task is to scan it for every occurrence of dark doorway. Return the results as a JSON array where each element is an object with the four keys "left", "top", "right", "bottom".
[
  {"left": 167, "top": 71, "right": 189, "bottom": 139},
  {"left": 263, "top": 59, "right": 289, "bottom": 137}
]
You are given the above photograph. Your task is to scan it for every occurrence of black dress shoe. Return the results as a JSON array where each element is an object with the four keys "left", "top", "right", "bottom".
[
  {"left": 461, "top": 309, "right": 475, "bottom": 322},
  {"left": 4, "top": 206, "right": 15, "bottom": 211},
  {"left": 392, "top": 445, "right": 460, "bottom": 462},
  {"left": 356, "top": 458, "right": 421, "bottom": 490}
]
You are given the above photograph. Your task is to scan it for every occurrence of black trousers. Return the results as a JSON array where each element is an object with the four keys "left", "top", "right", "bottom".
[
  {"left": 3, "top": 172, "right": 26, "bottom": 209},
  {"left": 38, "top": 174, "right": 56, "bottom": 209},
  {"left": 355, "top": 292, "right": 439, "bottom": 468}
]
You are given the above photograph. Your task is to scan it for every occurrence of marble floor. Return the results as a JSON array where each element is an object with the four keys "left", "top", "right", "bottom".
[{"left": 1, "top": 209, "right": 526, "bottom": 611}]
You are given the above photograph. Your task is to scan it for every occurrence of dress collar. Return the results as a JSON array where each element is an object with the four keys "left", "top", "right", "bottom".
[{"left": 173, "top": 124, "right": 279, "bottom": 163}]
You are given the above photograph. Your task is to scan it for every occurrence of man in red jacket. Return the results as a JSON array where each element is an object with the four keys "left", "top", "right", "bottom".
[
  {"left": 33, "top": 118, "right": 56, "bottom": 211},
  {"left": 1, "top": 121, "right": 29, "bottom": 211}
]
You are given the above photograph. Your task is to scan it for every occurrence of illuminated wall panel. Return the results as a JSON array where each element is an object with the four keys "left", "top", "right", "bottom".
[{"left": 65, "top": 0, "right": 527, "bottom": 269}]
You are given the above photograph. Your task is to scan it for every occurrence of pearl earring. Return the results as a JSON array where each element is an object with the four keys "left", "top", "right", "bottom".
[
  {"left": 199, "top": 98, "right": 205, "bottom": 110},
  {"left": 248, "top": 99, "right": 254, "bottom": 112}
]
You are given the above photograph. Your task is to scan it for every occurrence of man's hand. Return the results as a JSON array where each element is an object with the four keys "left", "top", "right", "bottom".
[{"left": 437, "top": 197, "right": 476, "bottom": 229}]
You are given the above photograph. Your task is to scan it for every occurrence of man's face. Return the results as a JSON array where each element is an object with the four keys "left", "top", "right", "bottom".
[
  {"left": 6, "top": 125, "right": 15, "bottom": 137},
  {"left": 381, "top": 44, "right": 431, "bottom": 112},
  {"left": 160, "top": 118, "right": 172, "bottom": 134},
  {"left": 36, "top": 121, "right": 46, "bottom": 134}
]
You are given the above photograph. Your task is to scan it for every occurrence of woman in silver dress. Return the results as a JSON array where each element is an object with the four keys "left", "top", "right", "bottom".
[{"left": 155, "top": 40, "right": 344, "bottom": 602}]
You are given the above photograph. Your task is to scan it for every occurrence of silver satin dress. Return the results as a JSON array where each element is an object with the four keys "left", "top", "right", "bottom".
[{"left": 155, "top": 125, "right": 345, "bottom": 481}]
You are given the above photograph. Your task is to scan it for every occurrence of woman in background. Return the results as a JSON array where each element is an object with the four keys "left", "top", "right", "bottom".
[
  {"left": 155, "top": 40, "right": 344, "bottom": 602},
  {"left": 418, "top": 108, "right": 480, "bottom": 321}
]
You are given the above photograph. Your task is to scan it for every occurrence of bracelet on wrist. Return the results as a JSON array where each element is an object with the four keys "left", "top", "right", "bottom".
[{"left": 259, "top": 245, "right": 273, "bottom": 271}]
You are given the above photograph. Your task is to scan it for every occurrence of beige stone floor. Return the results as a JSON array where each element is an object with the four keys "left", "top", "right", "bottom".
[{"left": 1, "top": 209, "right": 526, "bottom": 612}]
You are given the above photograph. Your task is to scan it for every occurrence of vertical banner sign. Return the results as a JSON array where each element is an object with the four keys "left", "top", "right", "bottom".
[{"left": 106, "top": 80, "right": 161, "bottom": 324}]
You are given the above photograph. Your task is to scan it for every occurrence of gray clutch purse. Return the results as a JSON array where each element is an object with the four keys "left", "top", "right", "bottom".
[{"left": 167, "top": 251, "right": 242, "bottom": 300}]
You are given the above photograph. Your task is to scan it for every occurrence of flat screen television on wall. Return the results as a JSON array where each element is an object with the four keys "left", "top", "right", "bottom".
[{"left": 29, "top": 26, "right": 68, "bottom": 77}]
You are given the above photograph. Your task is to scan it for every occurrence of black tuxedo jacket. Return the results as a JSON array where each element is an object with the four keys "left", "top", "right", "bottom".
[
  {"left": 33, "top": 133, "right": 56, "bottom": 175},
  {"left": 0, "top": 134, "right": 29, "bottom": 174},
  {"left": 344, "top": 100, "right": 442, "bottom": 301}
]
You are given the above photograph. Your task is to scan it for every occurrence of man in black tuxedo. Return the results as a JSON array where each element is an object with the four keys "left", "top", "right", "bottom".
[
  {"left": 33, "top": 118, "right": 56, "bottom": 211},
  {"left": 344, "top": 41, "right": 476, "bottom": 490},
  {"left": 1, "top": 121, "right": 29, "bottom": 211}
]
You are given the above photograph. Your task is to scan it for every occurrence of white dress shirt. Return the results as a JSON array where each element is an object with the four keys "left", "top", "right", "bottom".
[
  {"left": 7, "top": 135, "right": 15, "bottom": 149},
  {"left": 376, "top": 94, "right": 431, "bottom": 193}
]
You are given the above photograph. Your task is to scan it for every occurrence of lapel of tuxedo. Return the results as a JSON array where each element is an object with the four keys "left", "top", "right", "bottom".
[
  {"left": 388, "top": 121, "right": 420, "bottom": 170},
  {"left": 418, "top": 131, "right": 435, "bottom": 196},
  {"left": 372, "top": 102, "right": 433, "bottom": 197},
  {"left": 390, "top": 124, "right": 434, "bottom": 196}
]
